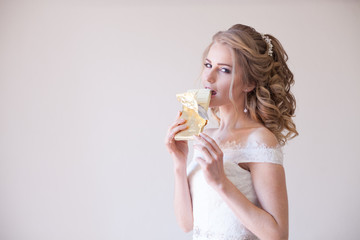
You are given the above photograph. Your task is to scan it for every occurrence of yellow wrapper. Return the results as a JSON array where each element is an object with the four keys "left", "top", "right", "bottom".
[{"left": 174, "top": 89, "right": 211, "bottom": 141}]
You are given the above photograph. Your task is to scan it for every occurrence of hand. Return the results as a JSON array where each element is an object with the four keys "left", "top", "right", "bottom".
[
  {"left": 165, "top": 111, "right": 189, "bottom": 167},
  {"left": 194, "top": 133, "right": 227, "bottom": 190}
]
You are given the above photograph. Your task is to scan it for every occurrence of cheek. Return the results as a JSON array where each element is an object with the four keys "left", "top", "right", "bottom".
[
  {"left": 219, "top": 77, "right": 232, "bottom": 92},
  {"left": 216, "top": 82, "right": 231, "bottom": 99},
  {"left": 231, "top": 81, "right": 245, "bottom": 100}
]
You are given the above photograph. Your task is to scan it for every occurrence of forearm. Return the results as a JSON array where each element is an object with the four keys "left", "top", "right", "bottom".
[
  {"left": 173, "top": 164, "right": 193, "bottom": 232},
  {"left": 216, "top": 178, "right": 288, "bottom": 240}
]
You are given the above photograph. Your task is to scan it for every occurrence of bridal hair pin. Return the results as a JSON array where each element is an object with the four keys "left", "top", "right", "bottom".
[{"left": 261, "top": 33, "right": 273, "bottom": 57}]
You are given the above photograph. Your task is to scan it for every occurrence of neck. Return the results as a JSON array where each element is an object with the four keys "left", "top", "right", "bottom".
[{"left": 217, "top": 103, "right": 257, "bottom": 131}]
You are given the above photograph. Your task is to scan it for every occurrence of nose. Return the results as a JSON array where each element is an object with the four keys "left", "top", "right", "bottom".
[{"left": 203, "top": 68, "right": 216, "bottom": 84}]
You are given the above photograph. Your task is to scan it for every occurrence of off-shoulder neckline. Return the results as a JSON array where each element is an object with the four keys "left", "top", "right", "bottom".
[{"left": 218, "top": 140, "right": 282, "bottom": 151}]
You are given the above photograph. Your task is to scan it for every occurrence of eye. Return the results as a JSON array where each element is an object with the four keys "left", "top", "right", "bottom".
[
  {"left": 204, "top": 63, "right": 212, "bottom": 68},
  {"left": 220, "top": 67, "right": 231, "bottom": 74}
]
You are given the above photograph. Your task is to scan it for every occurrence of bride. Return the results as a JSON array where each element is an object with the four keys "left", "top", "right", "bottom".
[{"left": 165, "top": 24, "right": 298, "bottom": 240}]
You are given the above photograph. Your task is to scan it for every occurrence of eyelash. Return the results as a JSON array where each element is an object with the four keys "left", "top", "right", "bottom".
[
  {"left": 204, "top": 63, "right": 231, "bottom": 74},
  {"left": 204, "top": 63, "right": 212, "bottom": 68}
]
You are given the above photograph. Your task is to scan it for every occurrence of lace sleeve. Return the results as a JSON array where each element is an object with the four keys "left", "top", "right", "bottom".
[{"left": 221, "top": 141, "right": 284, "bottom": 165}]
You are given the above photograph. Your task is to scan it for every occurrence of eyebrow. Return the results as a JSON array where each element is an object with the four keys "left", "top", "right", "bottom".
[{"left": 205, "top": 58, "right": 232, "bottom": 68}]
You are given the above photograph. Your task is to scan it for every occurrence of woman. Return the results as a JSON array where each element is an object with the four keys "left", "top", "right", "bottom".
[{"left": 165, "top": 24, "right": 298, "bottom": 240}]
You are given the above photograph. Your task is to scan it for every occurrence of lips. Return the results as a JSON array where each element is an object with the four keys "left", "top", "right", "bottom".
[{"left": 205, "top": 87, "right": 217, "bottom": 96}]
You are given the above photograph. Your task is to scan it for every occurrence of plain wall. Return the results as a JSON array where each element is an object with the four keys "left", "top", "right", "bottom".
[{"left": 1, "top": 1, "right": 359, "bottom": 239}]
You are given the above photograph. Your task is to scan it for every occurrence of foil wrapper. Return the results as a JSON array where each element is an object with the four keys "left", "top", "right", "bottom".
[{"left": 174, "top": 89, "right": 211, "bottom": 141}]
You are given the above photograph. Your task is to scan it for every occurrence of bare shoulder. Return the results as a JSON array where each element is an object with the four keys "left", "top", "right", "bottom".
[
  {"left": 247, "top": 126, "right": 279, "bottom": 148},
  {"left": 244, "top": 127, "right": 282, "bottom": 171}
]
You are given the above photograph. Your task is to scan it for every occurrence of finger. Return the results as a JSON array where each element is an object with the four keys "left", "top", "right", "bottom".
[
  {"left": 176, "top": 117, "right": 186, "bottom": 125},
  {"left": 194, "top": 144, "right": 213, "bottom": 163},
  {"left": 168, "top": 124, "right": 189, "bottom": 140},
  {"left": 199, "top": 133, "right": 222, "bottom": 155},
  {"left": 194, "top": 134, "right": 217, "bottom": 157},
  {"left": 168, "top": 111, "right": 183, "bottom": 132},
  {"left": 170, "top": 118, "right": 187, "bottom": 129},
  {"left": 195, "top": 157, "right": 207, "bottom": 169},
  {"left": 169, "top": 124, "right": 188, "bottom": 138},
  {"left": 174, "top": 110, "right": 182, "bottom": 121},
  {"left": 168, "top": 117, "right": 187, "bottom": 133}
]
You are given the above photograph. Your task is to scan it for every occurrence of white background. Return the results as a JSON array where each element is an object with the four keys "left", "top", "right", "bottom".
[{"left": 1, "top": 0, "right": 359, "bottom": 239}]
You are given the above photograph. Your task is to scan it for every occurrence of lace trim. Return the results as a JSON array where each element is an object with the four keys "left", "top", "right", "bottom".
[
  {"left": 219, "top": 140, "right": 284, "bottom": 165},
  {"left": 192, "top": 140, "right": 284, "bottom": 165},
  {"left": 219, "top": 140, "right": 281, "bottom": 151},
  {"left": 193, "top": 226, "right": 258, "bottom": 240}
]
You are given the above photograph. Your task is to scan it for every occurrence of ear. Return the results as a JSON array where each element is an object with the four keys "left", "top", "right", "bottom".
[{"left": 243, "top": 82, "right": 256, "bottom": 93}]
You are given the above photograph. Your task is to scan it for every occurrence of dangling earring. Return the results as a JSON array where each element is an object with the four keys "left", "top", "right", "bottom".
[{"left": 244, "top": 93, "right": 248, "bottom": 113}]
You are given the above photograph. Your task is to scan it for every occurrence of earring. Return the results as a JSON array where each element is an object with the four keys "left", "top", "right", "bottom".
[{"left": 244, "top": 95, "right": 248, "bottom": 113}]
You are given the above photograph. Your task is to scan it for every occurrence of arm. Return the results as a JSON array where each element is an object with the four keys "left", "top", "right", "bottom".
[
  {"left": 173, "top": 161, "right": 194, "bottom": 232},
  {"left": 216, "top": 163, "right": 288, "bottom": 240},
  {"left": 165, "top": 111, "right": 193, "bottom": 232}
]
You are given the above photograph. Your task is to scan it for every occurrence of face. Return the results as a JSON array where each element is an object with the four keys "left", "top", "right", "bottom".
[{"left": 201, "top": 42, "right": 245, "bottom": 108}]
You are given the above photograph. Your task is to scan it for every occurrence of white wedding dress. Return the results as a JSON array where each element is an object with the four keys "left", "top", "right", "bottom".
[{"left": 187, "top": 141, "right": 284, "bottom": 240}]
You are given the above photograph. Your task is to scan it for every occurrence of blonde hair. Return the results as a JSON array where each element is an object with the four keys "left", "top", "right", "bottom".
[{"left": 202, "top": 24, "right": 299, "bottom": 146}]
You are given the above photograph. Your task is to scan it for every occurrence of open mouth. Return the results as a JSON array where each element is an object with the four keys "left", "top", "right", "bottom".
[{"left": 205, "top": 87, "right": 217, "bottom": 96}]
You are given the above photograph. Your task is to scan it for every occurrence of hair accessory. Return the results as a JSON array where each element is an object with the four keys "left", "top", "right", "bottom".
[{"left": 261, "top": 34, "right": 273, "bottom": 57}]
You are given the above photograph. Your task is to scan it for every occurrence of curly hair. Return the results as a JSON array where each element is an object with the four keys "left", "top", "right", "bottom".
[{"left": 202, "top": 24, "right": 298, "bottom": 146}]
